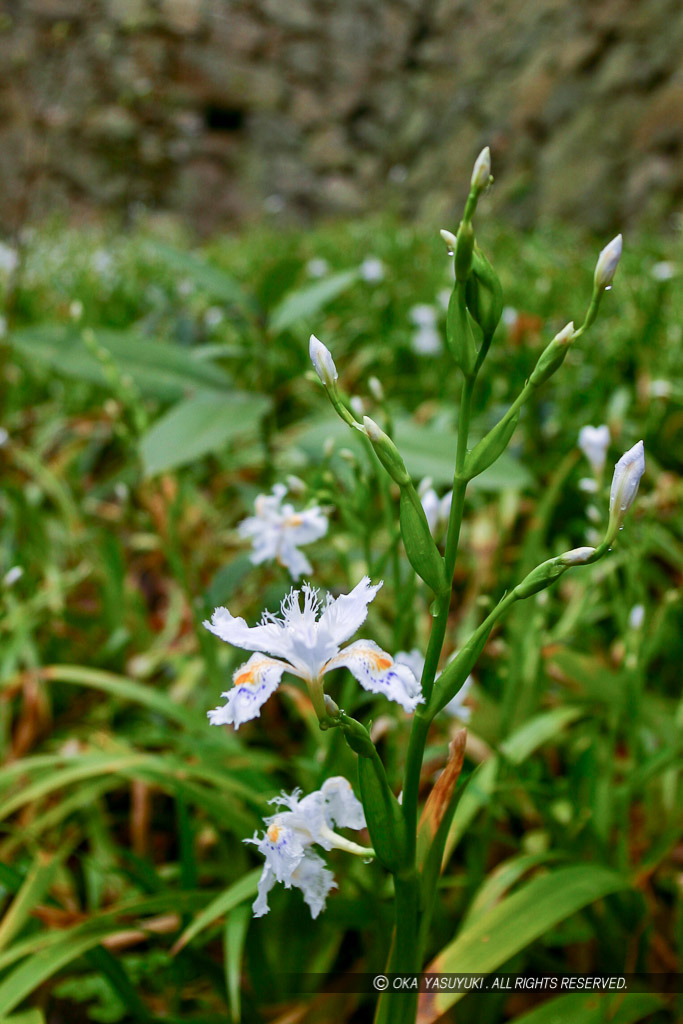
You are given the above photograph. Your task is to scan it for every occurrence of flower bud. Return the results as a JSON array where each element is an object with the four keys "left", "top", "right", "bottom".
[
  {"left": 439, "top": 229, "right": 457, "bottom": 256},
  {"left": 560, "top": 546, "right": 596, "bottom": 566},
  {"left": 363, "top": 416, "right": 411, "bottom": 486},
  {"left": 608, "top": 440, "right": 645, "bottom": 531},
  {"left": 324, "top": 694, "right": 340, "bottom": 718},
  {"left": 399, "top": 487, "right": 449, "bottom": 595},
  {"left": 471, "top": 146, "right": 491, "bottom": 192},
  {"left": 528, "top": 321, "right": 575, "bottom": 388},
  {"left": 513, "top": 556, "right": 567, "bottom": 599},
  {"left": 594, "top": 234, "right": 622, "bottom": 290},
  {"left": 454, "top": 220, "right": 475, "bottom": 282},
  {"left": 309, "top": 334, "right": 338, "bottom": 388},
  {"left": 446, "top": 283, "right": 478, "bottom": 376},
  {"left": 465, "top": 248, "right": 503, "bottom": 344}
]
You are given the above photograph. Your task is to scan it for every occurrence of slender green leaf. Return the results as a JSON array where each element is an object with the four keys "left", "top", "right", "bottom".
[
  {"left": 0, "top": 848, "right": 70, "bottom": 952},
  {"left": 140, "top": 390, "right": 270, "bottom": 476},
  {"left": 442, "top": 757, "right": 499, "bottom": 864},
  {"left": 507, "top": 992, "right": 663, "bottom": 1024},
  {"left": 40, "top": 664, "right": 197, "bottom": 728},
  {"left": 499, "top": 707, "right": 585, "bottom": 765},
  {"left": 224, "top": 904, "right": 251, "bottom": 1024},
  {"left": 0, "top": 923, "right": 122, "bottom": 1016},
  {"left": 422, "top": 866, "right": 628, "bottom": 1019},
  {"left": 0, "top": 1010, "right": 46, "bottom": 1024},
  {"left": 172, "top": 869, "right": 261, "bottom": 954},
  {"left": 461, "top": 851, "right": 562, "bottom": 928}
]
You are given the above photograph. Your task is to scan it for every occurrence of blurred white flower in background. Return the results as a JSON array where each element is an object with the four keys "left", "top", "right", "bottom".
[
  {"left": 0, "top": 243, "right": 18, "bottom": 276},
  {"left": 360, "top": 257, "right": 385, "bottom": 282},
  {"left": 418, "top": 478, "right": 452, "bottom": 534},
  {"left": 306, "top": 258, "right": 329, "bottom": 278},
  {"left": 409, "top": 304, "right": 442, "bottom": 355},
  {"left": 238, "top": 483, "right": 328, "bottom": 580},
  {"left": 578, "top": 424, "right": 610, "bottom": 476},
  {"left": 395, "top": 649, "right": 472, "bottom": 722},
  {"left": 3, "top": 566, "right": 23, "bottom": 587},
  {"left": 629, "top": 604, "right": 645, "bottom": 630},
  {"left": 651, "top": 261, "right": 676, "bottom": 282},
  {"left": 204, "top": 306, "right": 224, "bottom": 329}
]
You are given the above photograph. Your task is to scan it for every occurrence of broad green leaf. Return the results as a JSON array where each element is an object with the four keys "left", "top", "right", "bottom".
[
  {"left": 171, "top": 869, "right": 261, "bottom": 954},
  {"left": 420, "top": 866, "right": 628, "bottom": 1020},
  {"left": 507, "top": 992, "right": 663, "bottom": 1024},
  {"left": 499, "top": 707, "right": 585, "bottom": 765},
  {"left": 147, "top": 242, "right": 255, "bottom": 312},
  {"left": 140, "top": 390, "right": 270, "bottom": 476},
  {"left": 9, "top": 325, "right": 232, "bottom": 400},
  {"left": 268, "top": 269, "right": 358, "bottom": 334}
]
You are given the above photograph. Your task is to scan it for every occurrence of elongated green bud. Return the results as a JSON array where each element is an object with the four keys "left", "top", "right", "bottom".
[
  {"left": 454, "top": 219, "right": 475, "bottom": 282},
  {"left": 514, "top": 544, "right": 597, "bottom": 599},
  {"left": 339, "top": 712, "right": 376, "bottom": 757},
  {"left": 464, "top": 409, "right": 520, "bottom": 480},
  {"left": 358, "top": 751, "right": 409, "bottom": 873},
  {"left": 362, "top": 416, "right": 411, "bottom": 486},
  {"left": 309, "top": 334, "right": 357, "bottom": 427},
  {"left": 466, "top": 248, "right": 503, "bottom": 344},
  {"left": 434, "top": 629, "right": 490, "bottom": 714},
  {"left": 399, "top": 487, "right": 449, "bottom": 595},
  {"left": 594, "top": 234, "right": 622, "bottom": 291},
  {"left": 529, "top": 321, "right": 575, "bottom": 388},
  {"left": 446, "top": 282, "right": 479, "bottom": 377},
  {"left": 470, "top": 146, "right": 492, "bottom": 194}
]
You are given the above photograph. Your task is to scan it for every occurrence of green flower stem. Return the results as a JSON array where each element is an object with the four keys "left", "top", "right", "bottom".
[
  {"left": 374, "top": 870, "right": 422, "bottom": 1024},
  {"left": 401, "top": 375, "right": 474, "bottom": 844}
]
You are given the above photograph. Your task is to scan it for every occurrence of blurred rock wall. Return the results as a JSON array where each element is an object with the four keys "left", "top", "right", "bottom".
[{"left": 2, "top": 0, "right": 682, "bottom": 235}]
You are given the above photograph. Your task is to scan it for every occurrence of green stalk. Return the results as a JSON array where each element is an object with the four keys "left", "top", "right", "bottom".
[{"left": 402, "top": 375, "right": 474, "bottom": 838}]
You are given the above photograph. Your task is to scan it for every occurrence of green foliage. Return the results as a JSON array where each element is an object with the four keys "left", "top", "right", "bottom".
[{"left": 0, "top": 214, "right": 680, "bottom": 1022}]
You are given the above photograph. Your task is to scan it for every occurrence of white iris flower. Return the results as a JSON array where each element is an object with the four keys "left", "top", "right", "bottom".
[
  {"left": 247, "top": 776, "right": 369, "bottom": 919},
  {"left": 237, "top": 484, "right": 328, "bottom": 581},
  {"left": 205, "top": 578, "right": 423, "bottom": 728}
]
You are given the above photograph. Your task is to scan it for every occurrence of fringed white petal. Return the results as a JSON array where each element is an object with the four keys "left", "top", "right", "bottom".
[
  {"left": 252, "top": 863, "right": 276, "bottom": 918},
  {"left": 203, "top": 608, "right": 292, "bottom": 660},
  {"left": 291, "top": 850, "right": 337, "bottom": 919},
  {"left": 317, "top": 576, "right": 383, "bottom": 647},
  {"left": 324, "top": 639, "right": 424, "bottom": 713},
  {"left": 320, "top": 776, "right": 366, "bottom": 831},
  {"left": 208, "top": 654, "right": 288, "bottom": 729}
]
